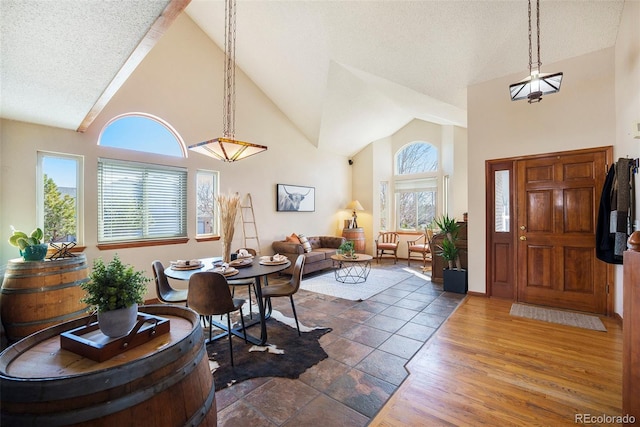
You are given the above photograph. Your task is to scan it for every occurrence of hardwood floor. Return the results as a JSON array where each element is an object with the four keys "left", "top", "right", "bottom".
[{"left": 370, "top": 296, "right": 623, "bottom": 426}]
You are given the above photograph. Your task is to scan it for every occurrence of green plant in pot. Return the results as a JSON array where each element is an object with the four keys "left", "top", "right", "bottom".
[
  {"left": 338, "top": 240, "right": 355, "bottom": 258},
  {"left": 8, "top": 227, "right": 49, "bottom": 261},
  {"left": 80, "top": 254, "right": 150, "bottom": 338},
  {"left": 434, "top": 214, "right": 467, "bottom": 293}
]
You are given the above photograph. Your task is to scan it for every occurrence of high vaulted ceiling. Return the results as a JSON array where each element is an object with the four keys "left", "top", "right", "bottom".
[{"left": 0, "top": 0, "right": 625, "bottom": 157}]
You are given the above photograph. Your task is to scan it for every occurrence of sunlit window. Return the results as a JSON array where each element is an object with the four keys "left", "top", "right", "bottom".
[
  {"left": 99, "top": 114, "right": 186, "bottom": 157},
  {"left": 393, "top": 142, "right": 439, "bottom": 230},
  {"left": 37, "top": 152, "right": 83, "bottom": 245},
  {"left": 196, "top": 170, "right": 219, "bottom": 236}
]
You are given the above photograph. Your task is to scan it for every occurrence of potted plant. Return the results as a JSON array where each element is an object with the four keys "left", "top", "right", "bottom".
[
  {"left": 434, "top": 214, "right": 467, "bottom": 294},
  {"left": 80, "top": 254, "right": 150, "bottom": 337},
  {"left": 8, "top": 227, "right": 49, "bottom": 261},
  {"left": 338, "top": 240, "right": 355, "bottom": 258}
]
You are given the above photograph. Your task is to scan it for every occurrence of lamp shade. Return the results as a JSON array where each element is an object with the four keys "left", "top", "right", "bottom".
[
  {"left": 189, "top": 137, "right": 267, "bottom": 162},
  {"left": 346, "top": 200, "right": 364, "bottom": 211},
  {"left": 509, "top": 71, "right": 563, "bottom": 103}
]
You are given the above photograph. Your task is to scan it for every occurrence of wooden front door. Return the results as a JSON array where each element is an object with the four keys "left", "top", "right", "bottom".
[{"left": 515, "top": 147, "right": 612, "bottom": 314}]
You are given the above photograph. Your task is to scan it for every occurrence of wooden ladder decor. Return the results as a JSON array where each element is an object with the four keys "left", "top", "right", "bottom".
[{"left": 239, "top": 193, "right": 261, "bottom": 254}]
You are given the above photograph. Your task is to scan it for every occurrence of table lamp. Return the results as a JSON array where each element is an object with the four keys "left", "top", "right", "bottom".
[{"left": 346, "top": 200, "right": 364, "bottom": 228}]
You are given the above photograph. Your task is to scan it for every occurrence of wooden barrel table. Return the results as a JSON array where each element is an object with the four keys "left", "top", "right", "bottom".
[
  {"left": 0, "top": 305, "right": 217, "bottom": 427},
  {"left": 342, "top": 227, "right": 366, "bottom": 253},
  {"left": 1, "top": 255, "right": 90, "bottom": 342}
]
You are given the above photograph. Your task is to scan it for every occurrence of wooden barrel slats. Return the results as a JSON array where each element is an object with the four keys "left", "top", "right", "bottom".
[
  {"left": 1, "top": 256, "right": 90, "bottom": 341},
  {"left": 0, "top": 305, "right": 217, "bottom": 427},
  {"left": 342, "top": 227, "right": 366, "bottom": 253}
]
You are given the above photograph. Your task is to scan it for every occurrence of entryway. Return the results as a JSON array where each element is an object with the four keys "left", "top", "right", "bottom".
[{"left": 486, "top": 146, "right": 613, "bottom": 315}]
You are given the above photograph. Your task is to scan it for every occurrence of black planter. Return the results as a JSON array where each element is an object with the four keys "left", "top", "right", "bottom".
[{"left": 443, "top": 269, "right": 467, "bottom": 294}]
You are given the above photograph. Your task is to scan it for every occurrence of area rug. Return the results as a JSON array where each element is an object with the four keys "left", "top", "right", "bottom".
[
  {"left": 206, "top": 317, "right": 331, "bottom": 391},
  {"left": 510, "top": 303, "right": 607, "bottom": 332},
  {"left": 300, "top": 268, "right": 413, "bottom": 301}
]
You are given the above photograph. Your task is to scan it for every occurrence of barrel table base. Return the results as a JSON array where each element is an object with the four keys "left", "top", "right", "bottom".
[{"left": 0, "top": 305, "right": 217, "bottom": 427}]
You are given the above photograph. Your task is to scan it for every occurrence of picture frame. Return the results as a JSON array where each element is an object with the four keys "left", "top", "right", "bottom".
[{"left": 276, "top": 184, "right": 315, "bottom": 212}]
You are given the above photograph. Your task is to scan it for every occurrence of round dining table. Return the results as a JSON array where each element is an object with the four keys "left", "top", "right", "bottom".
[{"left": 164, "top": 257, "right": 291, "bottom": 345}]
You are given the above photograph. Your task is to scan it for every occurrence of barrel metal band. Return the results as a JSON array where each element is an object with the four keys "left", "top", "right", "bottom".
[
  {"left": 0, "top": 277, "right": 89, "bottom": 294},
  {"left": 3, "top": 262, "right": 87, "bottom": 278},
  {"left": 2, "top": 308, "right": 89, "bottom": 328}
]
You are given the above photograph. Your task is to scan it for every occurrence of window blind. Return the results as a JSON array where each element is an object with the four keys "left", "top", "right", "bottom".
[{"left": 98, "top": 159, "right": 187, "bottom": 243}]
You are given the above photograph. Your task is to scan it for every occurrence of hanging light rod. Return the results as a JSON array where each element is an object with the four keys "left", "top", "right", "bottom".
[
  {"left": 189, "top": 0, "right": 267, "bottom": 162},
  {"left": 509, "top": 0, "right": 563, "bottom": 103}
]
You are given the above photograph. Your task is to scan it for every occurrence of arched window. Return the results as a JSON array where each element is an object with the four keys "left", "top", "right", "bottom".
[
  {"left": 99, "top": 113, "right": 186, "bottom": 157},
  {"left": 394, "top": 142, "right": 439, "bottom": 230}
]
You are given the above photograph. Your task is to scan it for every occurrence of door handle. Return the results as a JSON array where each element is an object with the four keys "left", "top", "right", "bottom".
[
  {"left": 520, "top": 225, "right": 526, "bottom": 231},
  {"left": 519, "top": 236, "right": 527, "bottom": 241}
]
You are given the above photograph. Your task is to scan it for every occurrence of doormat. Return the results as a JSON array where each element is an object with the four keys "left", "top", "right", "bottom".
[{"left": 510, "top": 303, "right": 607, "bottom": 332}]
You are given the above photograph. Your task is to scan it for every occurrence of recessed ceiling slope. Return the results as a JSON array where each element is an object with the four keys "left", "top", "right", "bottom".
[{"left": 0, "top": 0, "right": 186, "bottom": 132}]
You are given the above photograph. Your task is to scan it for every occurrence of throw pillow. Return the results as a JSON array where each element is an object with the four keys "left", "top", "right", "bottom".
[
  {"left": 298, "top": 234, "right": 312, "bottom": 253},
  {"left": 286, "top": 233, "right": 301, "bottom": 243}
]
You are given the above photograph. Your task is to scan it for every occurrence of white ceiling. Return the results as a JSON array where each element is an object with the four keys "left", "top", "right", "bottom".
[{"left": 0, "top": 0, "right": 625, "bottom": 157}]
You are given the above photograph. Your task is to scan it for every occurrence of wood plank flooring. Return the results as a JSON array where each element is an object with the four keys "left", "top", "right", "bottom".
[{"left": 370, "top": 296, "right": 623, "bottom": 426}]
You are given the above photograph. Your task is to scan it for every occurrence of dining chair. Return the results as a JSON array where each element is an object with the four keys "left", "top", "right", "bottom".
[
  {"left": 262, "top": 255, "right": 305, "bottom": 336},
  {"left": 375, "top": 232, "right": 399, "bottom": 263},
  {"left": 187, "top": 272, "right": 247, "bottom": 366},
  {"left": 228, "top": 248, "right": 257, "bottom": 318},
  {"left": 407, "top": 228, "right": 433, "bottom": 267},
  {"left": 151, "top": 260, "right": 188, "bottom": 304}
]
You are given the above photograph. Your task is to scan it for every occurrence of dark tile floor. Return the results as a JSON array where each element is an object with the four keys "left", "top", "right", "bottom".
[{"left": 214, "top": 262, "right": 465, "bottom": 426}]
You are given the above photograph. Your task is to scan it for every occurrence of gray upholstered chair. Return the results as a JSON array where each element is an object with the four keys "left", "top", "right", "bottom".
[
  {"left": 262, "top": 255, "right": 305, "bottom": 336},
  {"left": 152, "top": 260, "right": 188, "bottom": 304},
  {"left": 187, "top": 271, "right": 246, "bottom": 366}
]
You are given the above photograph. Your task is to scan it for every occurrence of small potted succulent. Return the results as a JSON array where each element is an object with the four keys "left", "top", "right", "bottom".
[
  {"left": 338, "top": 240, "right": 356, "bottom": 258},
  {"left": 80, "top": 254, "right": 150, "bottom": 337},
  {"left": 8, "top": 227, "right": 49, "bottom": 261}
]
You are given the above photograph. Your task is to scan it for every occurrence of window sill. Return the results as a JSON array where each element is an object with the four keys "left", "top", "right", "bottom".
[
  {"left": 97, "top": 238, "right": 189, "bottom": 250},
  {"left": 195, "top": 236, "right": 221, "bottom": 242}
]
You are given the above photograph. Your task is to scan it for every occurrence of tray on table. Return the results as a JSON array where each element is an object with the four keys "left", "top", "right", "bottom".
[{"left": 60, "top": 313, "right": 170, "bottom": 362}]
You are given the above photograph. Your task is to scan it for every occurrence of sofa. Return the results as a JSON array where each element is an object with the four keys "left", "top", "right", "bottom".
[{"left": 272, "top": 234, "right": 346, "bottom": 276}]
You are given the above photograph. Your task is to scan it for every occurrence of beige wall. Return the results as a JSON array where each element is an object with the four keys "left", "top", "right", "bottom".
[
  {"left": 467, "top": 0, "right": 639, "bottom": 317},
  {"left": 353, "top": 119, "right": 468, "bottom": 259},
  {"left": 0, "top": 14, "right": 350, "bottom": 300}
]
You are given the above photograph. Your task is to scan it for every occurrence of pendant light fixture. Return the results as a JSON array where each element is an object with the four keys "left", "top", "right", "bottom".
[
  {"left": 189, "top": 0, "right": 267, "bottom": 162},
  {"left": 509, "top": 0, "right": 563, "bottom": 103}
]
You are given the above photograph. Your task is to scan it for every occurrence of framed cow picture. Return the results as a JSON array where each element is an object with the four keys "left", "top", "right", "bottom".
[{"left": 276, "top": 184, "right": 315, "bottom": 212}]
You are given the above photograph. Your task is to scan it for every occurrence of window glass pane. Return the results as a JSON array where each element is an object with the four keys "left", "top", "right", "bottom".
[
  {"left": 196, "top": 170, "right": 218, "bottom": 236},
  {"left": 98, "top": 159, "right": 187, "bottom": 242},
  {"left": 396, "top": 142, "right": 438, "bottom": 175},
  {"left": 379, "top": 181, "right": 388, "bottom": 231},
  {"left": 495, "top": 170, "right": 510, "bottom": 232},
  {"left": 100, "top": 115, "right": 184, "bottom": 157},
  {"left": 39, "top": 153, "right": 82, "bottom": 244}
]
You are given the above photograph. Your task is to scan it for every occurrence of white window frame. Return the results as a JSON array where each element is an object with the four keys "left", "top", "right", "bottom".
[
  {"left": 97, "top": 158, "right": 187, "bottom": 243},
  {"left": 36, "top": 151, "right": 84, "bottom": 245},
  {"left": 196, "top": 170, "right": 219, "bottom": 237}
]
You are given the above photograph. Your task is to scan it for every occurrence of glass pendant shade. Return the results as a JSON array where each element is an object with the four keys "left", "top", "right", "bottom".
[
  {"left": 189, "top": 138, "right": 267, "bottom": 162},
  {"left": 509, "top": 71, "right": 563, "bottom": 103}
]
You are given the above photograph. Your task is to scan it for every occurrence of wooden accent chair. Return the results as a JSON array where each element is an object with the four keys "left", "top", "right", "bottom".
[
  {"left": 375, "top": 232, "right": 400, "bottom": 263},
  {"left": 407, "top": 228, "right": 434, "bottom": 268}
]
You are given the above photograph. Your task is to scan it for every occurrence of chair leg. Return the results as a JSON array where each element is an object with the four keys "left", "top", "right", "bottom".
[
  {"left": 208, "top": 315, "right": 212, "bottom": 342},
  {"left": 239, "top": 308, "right": 247, "bottom": 343},
  {"left": 247, "top": 285, "right": 253, "bottom": 319},
  {"left": 289, "top": 295, "right": 301, "bottom": 336},
  {"left": 227, "top": 315, "right": 234, "bottom": 367}
]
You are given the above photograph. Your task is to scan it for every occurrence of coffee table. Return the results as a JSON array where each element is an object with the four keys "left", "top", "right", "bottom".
[{"left": 330, "top": 253, "right": 373, "bottom": 284}]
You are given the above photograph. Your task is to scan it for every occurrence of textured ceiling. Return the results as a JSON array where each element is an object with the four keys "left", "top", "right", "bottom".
[{"left": 0, "top": 1, "right": 625, "bottom": 157}]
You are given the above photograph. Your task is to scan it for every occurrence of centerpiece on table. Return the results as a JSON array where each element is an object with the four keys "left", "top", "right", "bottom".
[
  {"left": 338, "top": 240, "right": 356, "bottom": 258},
  {"left": 80, "top": 254, "right": 150, "bottom": 337},
  {"left": 8, "top": 227, "right": 49, "bottom": 261},
  {"left": 216, "top": 192, "right": 241, "bottom": 263}
]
